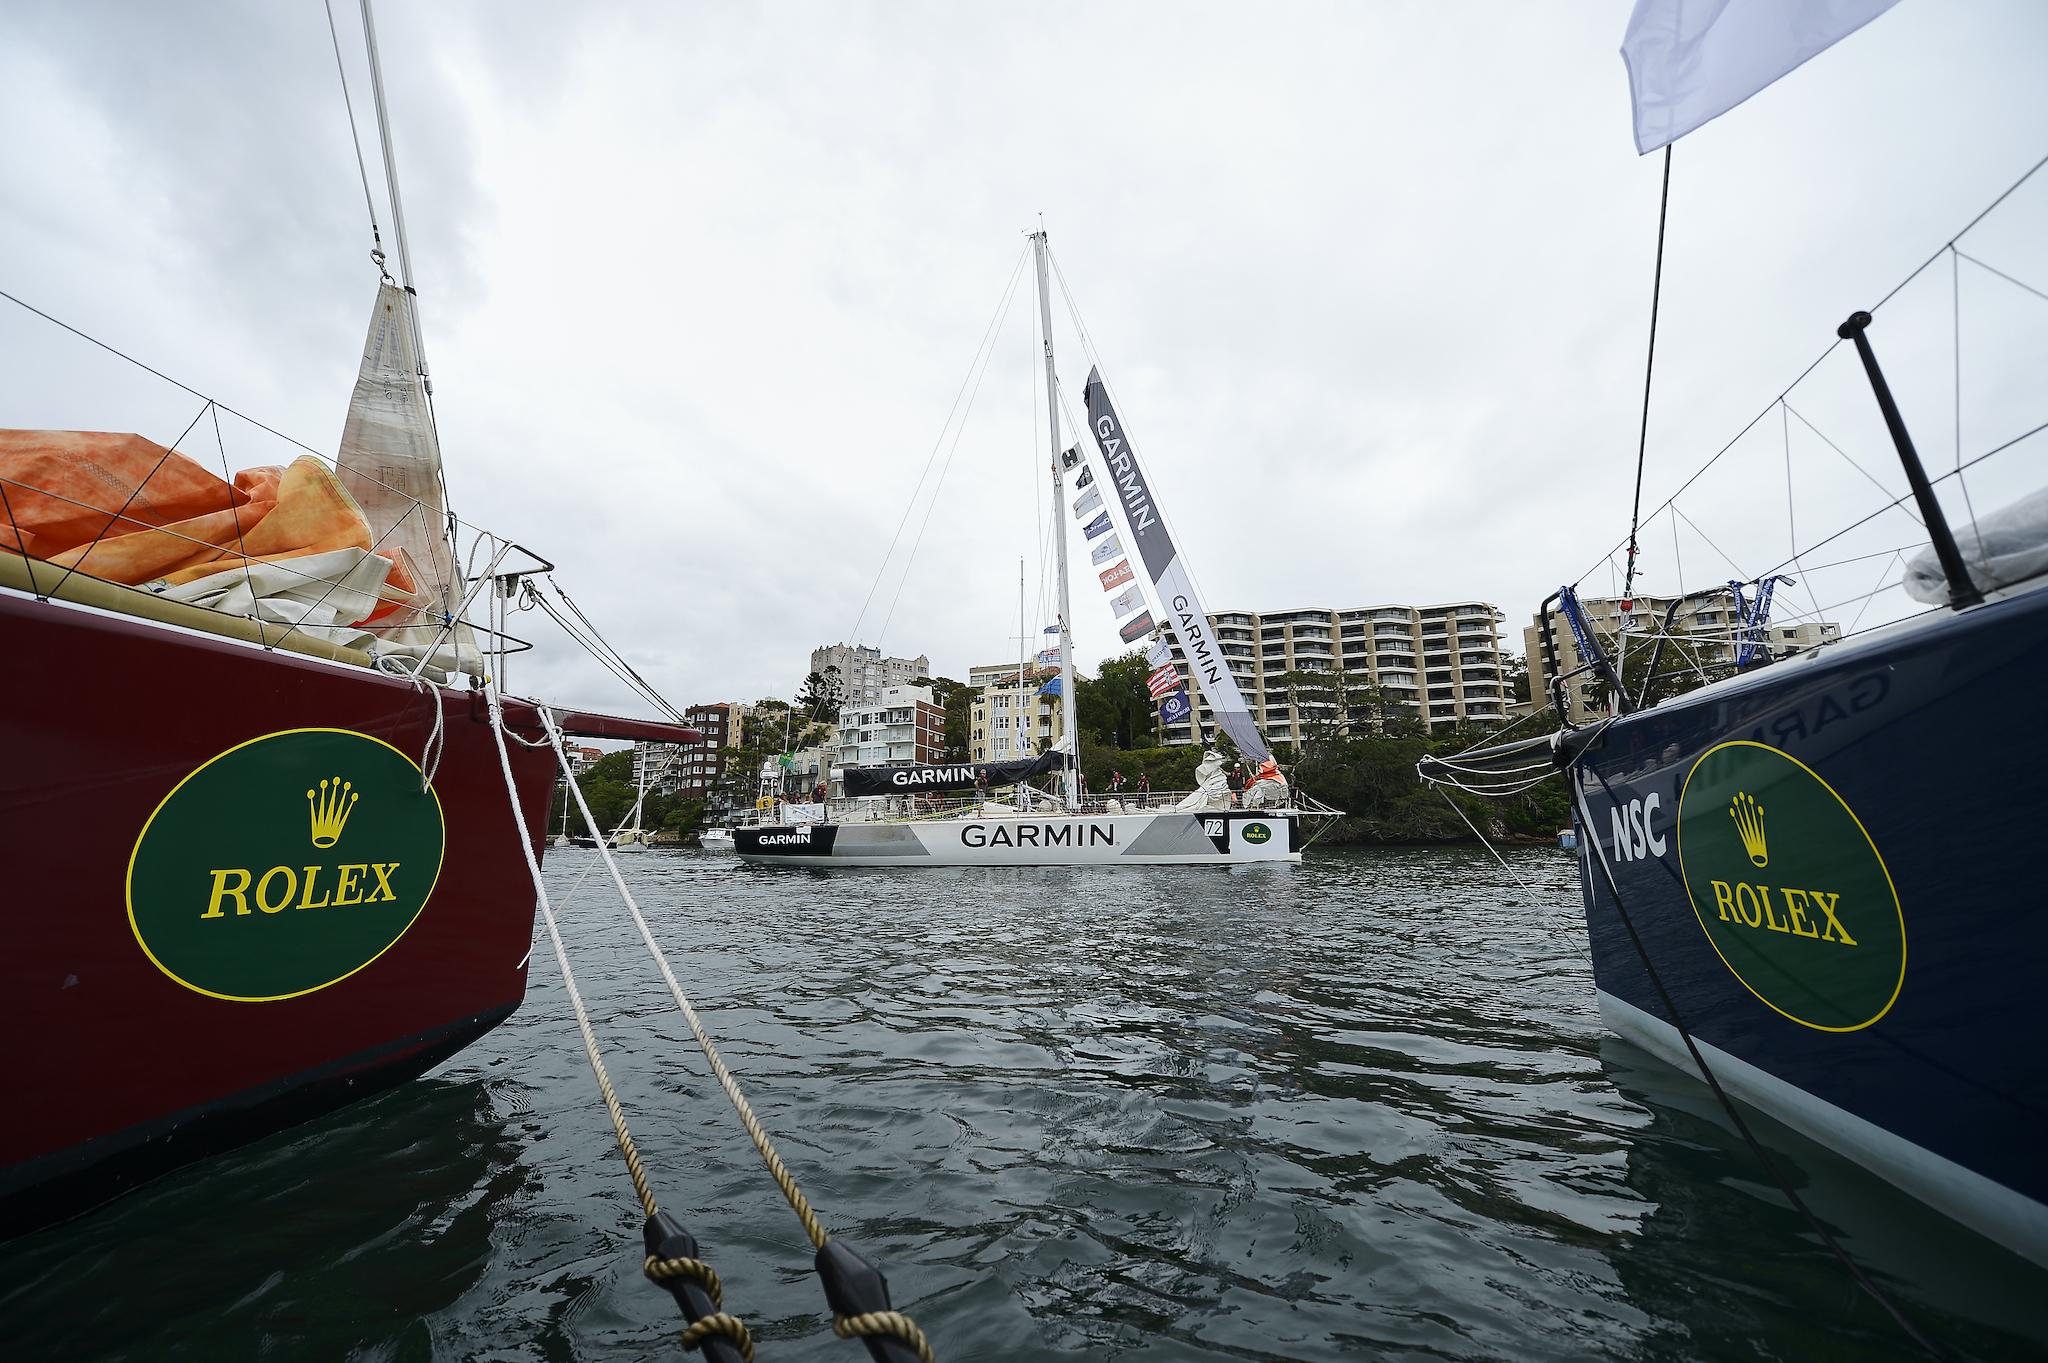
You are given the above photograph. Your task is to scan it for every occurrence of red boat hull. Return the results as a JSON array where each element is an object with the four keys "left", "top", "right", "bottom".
[{"left": 0, "top": 592, "right": 557, "bottom": 1233}]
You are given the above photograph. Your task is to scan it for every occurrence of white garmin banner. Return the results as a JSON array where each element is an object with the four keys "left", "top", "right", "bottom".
[{"left": 1082, "top": 367, "right": 1270, "bottom": 763}]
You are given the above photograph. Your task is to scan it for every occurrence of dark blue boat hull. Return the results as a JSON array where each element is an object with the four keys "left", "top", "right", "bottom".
[{"left": 1570, "top": 582, "right": 2048, "bottom": 1266}]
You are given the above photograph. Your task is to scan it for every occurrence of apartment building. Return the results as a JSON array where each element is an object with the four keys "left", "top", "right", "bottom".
[
  {"left": 1525, "top": 593, "right": 1842, "bottom": 725},
  {"left": 967, "top": 662, "right": 1065, "bottom": 763},
  {"left": 809, "top": 643, "right": 932, "bottom": 708},
  {"left": 1155, "top": 602, "right": 1509, "bottom": 746},
  {"left": 631, "top": 702, "right": 742, "bottom": 800},
  {"left": 832, "top": 684, "right": 946, "bottom": 771}
]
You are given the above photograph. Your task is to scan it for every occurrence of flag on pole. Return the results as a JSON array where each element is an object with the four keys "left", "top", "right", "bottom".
[
  {"left": 1108, "top": 586, "right": 1145, "bottom": 617},
  {"left": 1083, "top": 512, "right": 1112, "bottom": 540},
  {"left": 1100, "top": 559, "right": 1134, "bottom": 590},
  {"left": 1043, "top": 624, "right": 1060, "bottom": 634},
  {"left": 1060, "top": 444, "right": 1081, "bottom": 469},
  {"left": 1119, "top": 611, "right": 1155, "bottom": 643},
  {"left": 1090, "top": 534, "right": 1123, "bottom": 566},
  {"left": 1072, "top": 486, "right": 1103, "bottom": 518},
  {"left": 1036, "top": 647, "right": 1062, "bottom": 667},
  {"left": 1620, "top": 0, "right": 1898, "bottom": 154},
  {"left": 1146, "top": 638, "right": 1173, "bottom": 669},
  {"left": 1076, "top": 466, "right": 1093, "bottom": 490},
  {"left": 1147, "top": 663, "right": 1180, "bottom": 699},
  {"left": 1037, "top": 675, "right": 1063, "bottom": 697},
  {"left": 1159, "top": 686, "right": 1193, "bottom": 726}
]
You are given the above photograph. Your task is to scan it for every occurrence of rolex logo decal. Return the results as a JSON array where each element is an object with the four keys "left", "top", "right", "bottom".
[
  {"left": 1676, "top": 741, "right": 1904, "bottom": 1033},
  {"left": 127, "top": 729, "right": 446, "bottom": 1003},
  {"left": 308, "top": 776, "right": 359, "bottom": 848},
  {"left": 1730, "top": 790, "right": 1768, "bottom": 867}
]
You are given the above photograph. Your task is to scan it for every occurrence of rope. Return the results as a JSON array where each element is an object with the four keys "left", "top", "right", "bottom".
[
  {"left": 483, "top": 685, "right": 756, "bottom": 1361},
  {"left": 540, "top": 709, "right": 937, "bottom": 1362},
  {"left": 1435, "top": 788, "right": 1534, "bottom": 894},
  {"left": 1622, "top": 144, "right": 1674, "bottom": 607}
]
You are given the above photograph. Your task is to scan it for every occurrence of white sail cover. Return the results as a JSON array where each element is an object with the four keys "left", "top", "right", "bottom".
[
  {"left": 1621, "top": 0, "right": 1898, "bottom": 154},
  {"left": 1083, "top": 369, "right": 1270, "bottom": 763},
  {"left": 335, "top": 284, "right": 459, "bottom": 634}
]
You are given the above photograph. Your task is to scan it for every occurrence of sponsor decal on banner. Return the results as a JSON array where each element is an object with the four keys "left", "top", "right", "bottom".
[
  {"left": 1159, "top": 685, "right": 1193, "bottom": 725},
  {"left": 1083, "top": 512, "right": 1112, "bottom": 540},
  {"left": 126, "top": 728, "right": 446, "bottom": 1002},
  {"left": 1100, "top": 560, "right": 1134, "bottom": 590},
  {"left": 1147, "top": 663, "right": 1180, "bottom": 699},
  {"left": 1084, "top": 368, "right": 1270, "bottom": 762},
  {"left": 1146, "top": 638, "right": 1173, "bottom": 668},
  {"left": 1108, "top": 586, "right": 1145, "bottom": 617},
  {"left": 1120, "top": 611, "right": 1156, "bottom": 643},
  {"left": 1072, "top": 486, "right": 1103, "bottom": 518},
  {"left": 1090, "top": 535, "right": 1123, "bottom": 566}
]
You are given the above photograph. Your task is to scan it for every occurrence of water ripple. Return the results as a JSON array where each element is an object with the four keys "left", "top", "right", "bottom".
[{"left": 3, "top": 847, "right": 2042, "bottom": 1361}]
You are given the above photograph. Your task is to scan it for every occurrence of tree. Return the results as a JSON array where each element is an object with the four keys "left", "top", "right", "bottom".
[
  {"left": 796, "top": 666, "right": 843, "bottom": 723},
  {"left": 1075, "top": 649, "right": 1154, "bottom": 750}
]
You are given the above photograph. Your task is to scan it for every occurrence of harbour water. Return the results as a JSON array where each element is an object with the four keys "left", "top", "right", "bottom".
[{"left": 5, "top": 847, "right": 2042, "bottom": 1361}]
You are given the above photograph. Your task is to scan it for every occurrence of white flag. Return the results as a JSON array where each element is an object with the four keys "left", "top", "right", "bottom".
[{"left": 1621, "top": 0, "right": 1897, "bottom": 154}]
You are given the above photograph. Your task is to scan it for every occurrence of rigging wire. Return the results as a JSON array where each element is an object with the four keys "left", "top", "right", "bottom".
[
  {"left": 321, "top": 0, "right": 383, "bottom": 258},
  {"left": 1574, "top": 149, "right": 2048, "bottom": 597},
  {"left": 1622, "top": 145, "right": 1674, "bottom": 608},
  {"left": 847, "top": 245, "right": 1028, "bottom": 646},
  {"left": 875, "top": 260, "right": 1027, "bottom": 649}
]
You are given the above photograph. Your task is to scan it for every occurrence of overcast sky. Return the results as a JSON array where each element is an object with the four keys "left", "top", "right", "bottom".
[{"left": 5, "top": 1, "right": 2046, "bottom": 718}]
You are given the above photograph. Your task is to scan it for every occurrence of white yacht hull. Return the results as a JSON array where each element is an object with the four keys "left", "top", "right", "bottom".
[{"left": 736, "top": 808, "right": 1299, "bottom": 867}]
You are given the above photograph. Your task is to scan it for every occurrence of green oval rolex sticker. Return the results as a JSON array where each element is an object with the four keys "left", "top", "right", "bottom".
[
  {"left": 127, "top": 728, "right": 446, "bottom": 1002},
  {"left": 1677, "top": 740, "right": 1903, "bottom": 1032},
  {"left": 1243, "top": 822, "right": 1272, "bottom": 844}
]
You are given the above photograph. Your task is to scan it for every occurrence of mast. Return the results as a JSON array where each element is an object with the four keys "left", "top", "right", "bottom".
[{"left": 1032, "top": 228, "right": 1080, "bottom": 809}]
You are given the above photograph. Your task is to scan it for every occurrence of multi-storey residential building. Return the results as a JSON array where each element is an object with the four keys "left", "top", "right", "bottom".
[
  {"left": 631, "top": 702, "right": 743, "bottom": 801},
  {"left": 967, "top": 663, "right": 1065, "bottom": 763},
  {"left": 809, "top": 643, "right": 932, "bottom": 709},
  {"left": 563, "top": 744, "right": 603, "bottom": 774},
  {"left": 1524, "top": 593, "right": 1842, "bottom": 725},
  {"left": 831, "top": 684, "right": 946, "bottom": 772},
  {"left": 1154, "top": 602, "right": 1509, "bottom": 746}
]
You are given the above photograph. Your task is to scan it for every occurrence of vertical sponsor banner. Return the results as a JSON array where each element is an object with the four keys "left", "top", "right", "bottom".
[{"left": 1083, "top": 368, "right": 1271, "bottom": 762}]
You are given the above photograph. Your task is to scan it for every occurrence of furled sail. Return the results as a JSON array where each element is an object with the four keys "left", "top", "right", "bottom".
[
  {"left": 1081, "top": 368, "right": 1271, "bottom": 763},
  {"left": 841, "top": 751, "right": 1066, "bottom": 798},
  {"left": 335, "top": 283, "right": 459, "bottom": 637}
]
